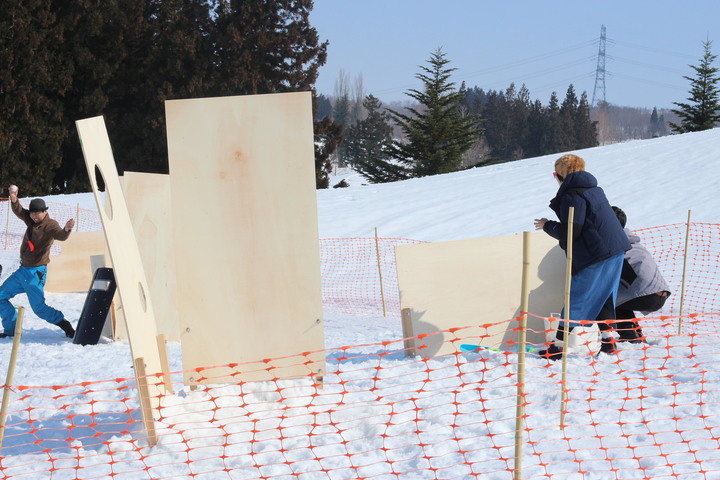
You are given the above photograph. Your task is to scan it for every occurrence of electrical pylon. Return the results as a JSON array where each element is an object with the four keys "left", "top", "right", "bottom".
[{"left": 591, "top": 25, "right": 607, "bottom": 106}]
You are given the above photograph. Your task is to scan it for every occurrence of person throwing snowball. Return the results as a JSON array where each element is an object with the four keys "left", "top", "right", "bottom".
[{"left": 0, "top": 185, "right": 76, "bottom": 339}]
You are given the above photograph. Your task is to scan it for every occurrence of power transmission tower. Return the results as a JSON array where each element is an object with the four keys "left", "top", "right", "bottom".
[{"left": 592, "top": 25, "right": 607, "bottom": 106}]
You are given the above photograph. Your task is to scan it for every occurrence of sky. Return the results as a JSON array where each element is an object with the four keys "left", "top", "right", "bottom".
[
  {"left": 309, "top": 0, "right": 720, "bottom": 110},
  {"left": 1, "top": 129, "right": 720, "bottom": 477}
]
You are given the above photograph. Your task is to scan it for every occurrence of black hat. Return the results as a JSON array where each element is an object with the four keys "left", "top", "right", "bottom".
[
  {"left": 612, "top": 206, "right": 627, "bottom": 228},
  {"left": 29, "top": 198, "right": 48, "bottom": 212}
]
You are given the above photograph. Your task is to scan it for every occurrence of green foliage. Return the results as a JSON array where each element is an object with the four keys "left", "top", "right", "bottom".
[
  {"left": 344, "top": 95, "right": 403, "bottom": 183},
  {"left": 388, "top": 48, "right": 479, "bottom": 179},
  {"left": 467, "top": 84, "right": 597, "bottom": 162},
  {"left": 0, "top": 0, "right": 333, "bottom": 193},
  {"left": 670, "top": 39, "right": 720, "bottom": 133},
  {"left": 0, "top": 1, "right": 72, "bottom": 195}
]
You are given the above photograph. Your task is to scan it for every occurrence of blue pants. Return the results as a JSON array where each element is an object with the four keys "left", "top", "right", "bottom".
[
  {"left": 0, "top": 266, "right": 64, "bottom": 334},
  {"left": 560, "top": 253, "right": 624, "bottom": 328}
]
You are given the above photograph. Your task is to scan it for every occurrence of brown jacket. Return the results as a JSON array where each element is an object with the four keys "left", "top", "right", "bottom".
[{"left": 11, "top": 200, "right": 71, "bottom": 267}]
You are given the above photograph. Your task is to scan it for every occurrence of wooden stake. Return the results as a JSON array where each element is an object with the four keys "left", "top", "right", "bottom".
[
  {"left": 133, "top": 357, "right": 158, "bottom": 447},
  {"left": 513, "top": 232, "right": 531, "bottom": 480},
  {"left": 0, "top": 307, "right": 25, "bottom": 449},
  {"left": 75, "top": 202, "right": 80, "bottom": 232},
  {"left": 677, "top": 210, "right": 692, "bottom": 334},
  {"left": 156, "top": 334, "right": 174, "bottom": 395},
  {"left": 374, "top": 227, "right": 387, "bottom": 316},
  {"left": 401, "top": 308, "right": 417, "bottom": 357},
  {"left": 560, "top": 206, "right": 574, "bottom": 429}
]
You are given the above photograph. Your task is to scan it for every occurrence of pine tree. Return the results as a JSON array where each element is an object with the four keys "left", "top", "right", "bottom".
[
  {"left": 344, "top": 95, "right": 402, "bottom": 183},
  {"left": 574, "top": 92, "right": 598, "bottom": 148},
  {"left": 558, "top": 84, "right": 579, "bottom": 152},
  {"left": 53, "top": 0, "right": 129, "bottom": 192},
  {"left": 388, "top": 48, "right": 478, "bottom": 178},
  {"left": 0, "top": 0, "right": 72, "bottom": 194},
  {"left": 670, "top": 39, "right": 720, "bottom": 133},
  {"left": 541, "top": 92, "right": 562, "bottom": 155}
]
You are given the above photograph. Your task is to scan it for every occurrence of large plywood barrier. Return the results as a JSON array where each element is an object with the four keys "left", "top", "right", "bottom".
[
  {"left": 121, "top": 172, "right": 180, "bottom": 341},
  {"left": 76, "top": 116, "right": 164, "bottom": 407},
  {"left": 46, "top": 231, "right": 108, "bottom": 293},
  {"left": 395, "top": 232, "right": 566, "bottom": 358},
  {"left": 165, "top": 92, "right": 325, "bottom": 385}
]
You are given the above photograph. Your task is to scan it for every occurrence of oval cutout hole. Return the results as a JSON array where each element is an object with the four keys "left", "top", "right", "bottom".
[
  {"left": 138, "top": 282, "right": 148, "bottom": 313},
  {"left": 94, "top": 164, "right": 113, "bottom": 221}
]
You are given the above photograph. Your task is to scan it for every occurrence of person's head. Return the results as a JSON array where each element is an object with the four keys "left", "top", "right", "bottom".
[
  {"left": 554, "top": 154, "right": 586, "bottom": 182},
  {"left": 28, "top": 198, "right": 48, "bottom": 223},
  {"left": 612, "top": 205, "right": 627, "bottom": 228}
]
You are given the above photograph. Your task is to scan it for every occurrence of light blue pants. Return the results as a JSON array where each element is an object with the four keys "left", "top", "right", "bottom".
[
  {"left": 0, "top": 266, "right": 64, "bottom": 335},
  {"left": 560, "top": 253, "right": 624, "bottom": 328}
]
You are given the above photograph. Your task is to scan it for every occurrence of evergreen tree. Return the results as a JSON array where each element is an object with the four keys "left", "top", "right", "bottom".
[
  {"left": 541, "top": 92, "right": 562, "bottom": 154},
  {"left": 0, "top": 1, "right": 73, "bottom": 195},
  {"left": 670, "top": 39, "right": 720, "bottom": 133},
  {"left": 574, "top": 92, "right": 598, "bottom": 148},
  {"left": 315, "top": 94, "right": 333, "bottom": 121},
  {"left": 388, "top": 48, "right": 478, "bottom": 178},
  {"left": 558, "top": 84, "right": 579, "bottom": 152},
  {"left": 53, "top": 0, "right": 129, "bottom": 192},
  {"left": 102, "top": 0, "right": 215, "bottom": 179},
  {"left": 344, "top": 95, "right": 402, "bottom": 183},
  {"left": 523, "top": 99, "right": 546, "bottom": 158}
]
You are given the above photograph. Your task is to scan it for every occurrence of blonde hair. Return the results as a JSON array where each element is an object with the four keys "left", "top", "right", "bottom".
[{"left": 554, "top": 154, "right": 586, "bottom": 178}]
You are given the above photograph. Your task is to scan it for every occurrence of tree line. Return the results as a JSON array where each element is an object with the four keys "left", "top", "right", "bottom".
[
  {"left": 323, "top": 40, "right": 720, "bottom": 185},
  {"left": 326, "top": 49, "right": 599, "bottom": 184},
  {"left": 0, "top": 0, "right": 341, "bottom": 195}
]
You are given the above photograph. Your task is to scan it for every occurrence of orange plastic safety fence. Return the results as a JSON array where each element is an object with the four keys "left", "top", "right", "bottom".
[
  {"left": 319, "top": 237, "right": 426, "bottom": 317},
  {"left": 2, "top": 317, "right": 720, "bottom": 479}
]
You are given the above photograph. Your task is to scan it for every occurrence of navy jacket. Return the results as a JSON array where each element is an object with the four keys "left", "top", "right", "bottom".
[{"left": 543, "top": 171, "right": 630, "bottom": 275}]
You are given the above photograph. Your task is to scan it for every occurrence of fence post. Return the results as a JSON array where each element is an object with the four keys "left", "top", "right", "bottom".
[
  {"left": 156, "top": 334, "right": 174, "bottom": 395},
  {"left": 514, "top": 232, "right": 531, "bottom": 480},
  {"left": 374, "top": 227, "right": 387, "bottom": 316},
  {"left": 560, "top": 207, "right": 574, "bottom": 429},
  {"left": 134, "top": 357, "right": 158, "bottom": 447},
  {"left": 677, "top": 210, "right": 692, "bottom": 334},
  {"left": 0, "top": 307, "right": 25, "bottom": 449}
]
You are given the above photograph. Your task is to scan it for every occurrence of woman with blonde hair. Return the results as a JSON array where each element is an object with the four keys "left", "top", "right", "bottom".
[{"left": 534, "top": 154, "right": 630, "bottom": 359}]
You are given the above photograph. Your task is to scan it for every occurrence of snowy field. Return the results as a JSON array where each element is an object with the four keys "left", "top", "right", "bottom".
[{"left": 0, "top": 128, "right": 719, "bottom": 478}]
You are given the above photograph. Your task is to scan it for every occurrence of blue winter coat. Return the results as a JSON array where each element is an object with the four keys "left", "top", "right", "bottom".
[{"left": 543, "top": 171, "right": 630, "bottom": 275}]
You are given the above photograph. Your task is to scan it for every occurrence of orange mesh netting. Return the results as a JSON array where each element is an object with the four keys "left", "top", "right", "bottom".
[{"left": 0, "top": 220, "right": 718, "bottom": 478}]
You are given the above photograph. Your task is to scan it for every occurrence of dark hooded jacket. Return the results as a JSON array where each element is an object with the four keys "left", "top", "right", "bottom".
[{"left": 542, "top": 171, "right": 630, "bottom": 275}]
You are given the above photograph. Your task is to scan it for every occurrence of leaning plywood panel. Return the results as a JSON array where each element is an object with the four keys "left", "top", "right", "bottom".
[
  {"left": 165, "top": 92, "right": 325, "bottom": 385},
  {"left": 395, "top": 232, "right": 566, "bottom": 358},
  {"left": 122, "top": 172, "right": 180, "bottom": 341},
  {"left": 75, "top": 116, "right": 164, "bottom": 407},
  {"left": 46, "top": 231, "right": 108, "bottom": 293}
]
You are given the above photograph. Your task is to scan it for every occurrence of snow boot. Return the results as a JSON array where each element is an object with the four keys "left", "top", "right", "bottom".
[
  {"left": 616, "top": 321, "right": 644, "bottom": 343},
  {"left": 599, "top": 337, "right": 617, "bottom": 354},
  {"left": 537, "top": 343, "right": 563, "bottom": 361},
  {"left": 57, "top": 319, "right": 75, "bottom": 339}
]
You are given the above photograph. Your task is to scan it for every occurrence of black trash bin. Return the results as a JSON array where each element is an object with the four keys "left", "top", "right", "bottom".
[{"left": 73, "top": 267, "right": 117, "bottom": 346}]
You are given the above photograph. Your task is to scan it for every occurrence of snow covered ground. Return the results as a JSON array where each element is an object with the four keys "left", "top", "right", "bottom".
[{"left": 0, "top": 128, "right": 719, "bottom": 478}]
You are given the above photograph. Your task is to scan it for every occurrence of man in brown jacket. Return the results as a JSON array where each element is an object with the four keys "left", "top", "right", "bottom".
[{"left": 0, "top": 185, "right": 76, "bottom": 338}]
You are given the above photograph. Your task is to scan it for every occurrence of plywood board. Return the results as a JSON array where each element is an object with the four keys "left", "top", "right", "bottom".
[
  {"left": 121, "top": 172, "right": 180, "bottom": 341},
  {"left": 75, "top": 116, "right": 164, "bottom": 406},
  {"left": 395, "top": 232, "right": 566, "bottom": 358},
  {"left": 165, "top": 92, "right": 325, "bottom": 385},
  {"left": 46, "top": 231, "right": 108, "bottom": 293}
]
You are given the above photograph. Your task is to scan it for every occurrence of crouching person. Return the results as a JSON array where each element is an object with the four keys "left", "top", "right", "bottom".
[
  {"left": 0, "top": 185, "right": 76, "bottom": 339},
  {"left": 612, "top": 206, "right": 671, "bottom": 343}
]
